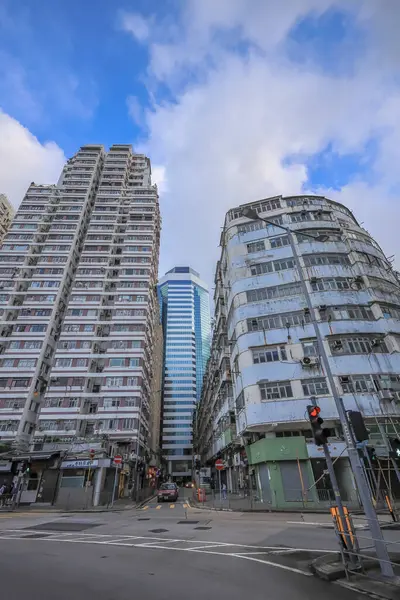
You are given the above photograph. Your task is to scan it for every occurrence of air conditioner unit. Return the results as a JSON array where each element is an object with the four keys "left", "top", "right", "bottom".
[
  {"left": 310, "top": 277, "right": 317, "bottom": 283},
  {"left": 301, "top": 357, "right": 319, "bottom": 368},
  {"left": 370, "top": 339, "right": 381, "bottom": 348},
  {"left": 340, "top": 376, "right": 349, "bottom": 383},
  {"left": 319, "top": 305, "right": 327, "bottom": 311},
  {"left": 333, "top": 340, "right": 343, "bottom": 350}
]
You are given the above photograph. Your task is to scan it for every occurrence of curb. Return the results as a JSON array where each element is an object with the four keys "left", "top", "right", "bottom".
[{"left": 187, "top": 498, "right": 232, "bottom": 512}]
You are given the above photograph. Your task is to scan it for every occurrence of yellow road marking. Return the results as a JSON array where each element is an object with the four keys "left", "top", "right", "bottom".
[
  {"left": 170, "top": 504, "right": 175, "bottom": 509},
  {"left": 183, "top": 504, "right": 188, "bottom": 508},
  {"left": 142, "top": 506, "right": 149, "bottom": 511},
  {"left": 156, "top": 505, "right": 161, "bottom": 510}
]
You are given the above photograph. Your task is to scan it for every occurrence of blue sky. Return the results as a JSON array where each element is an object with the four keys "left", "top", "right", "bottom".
[{"left": 1, "top": 0, "right": 400, "bottom": 284}]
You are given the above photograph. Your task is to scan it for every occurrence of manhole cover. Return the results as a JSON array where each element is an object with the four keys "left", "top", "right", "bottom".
[
  {"left": 25, "top": 521, "right": 100, "bottom": 532},
  {"left": 149, "top": 529, "right": 168, "bottom": 533},
  {"left": 23, "top": 533, "right": 51, "bottom": 539},
  {"left": 138, "top": 518, "right": 150, "bottom": 521},
  {"left": 194, "top": 527, "right": 211, "bottom": 530},
  {"left": 177, "top": 521, "right": 199, "bottom": 524}
]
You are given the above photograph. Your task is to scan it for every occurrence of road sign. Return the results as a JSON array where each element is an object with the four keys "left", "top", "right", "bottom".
[
  {"left": 113, "top": 455, "right": 122, "bottom": 465},
  {"left": 215, "top": 459, "right": 225, "bottom": 471}
]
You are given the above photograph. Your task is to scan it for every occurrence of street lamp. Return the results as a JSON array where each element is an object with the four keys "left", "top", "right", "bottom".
[{"left": 240, "top": 206, "right": 394, "bottom": 577}]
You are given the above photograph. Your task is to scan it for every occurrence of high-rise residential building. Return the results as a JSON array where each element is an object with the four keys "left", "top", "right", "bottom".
[
  {"left": 196, "top": 194, "right": 400, "bottom": 508},
  {"left": 0, "top": 145, "right": 161, "bottom": 495},
  {"left": 0, "top": 194, "right": 14, "bottom": 242},
  {"left": 158, "top": 267, "right": 211, "bottom": 481}
]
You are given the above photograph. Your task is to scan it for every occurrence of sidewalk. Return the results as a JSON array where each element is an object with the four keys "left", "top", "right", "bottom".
[{"left": 0, "top": 498, "right": 140, "bottom": 514}]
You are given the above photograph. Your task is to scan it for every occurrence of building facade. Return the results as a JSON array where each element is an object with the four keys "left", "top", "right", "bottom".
[
  {"left": 196, "top": 194, "right": 400, "bottom": 508},
  {"left": 0, "top": 144, "right": 161, "bottom": 503},
  {"left": 158, "top": 267, "right": 210, "bottom": 480},
  {"left": 0, "top": 194, "right": 14, "bottom": 243}
]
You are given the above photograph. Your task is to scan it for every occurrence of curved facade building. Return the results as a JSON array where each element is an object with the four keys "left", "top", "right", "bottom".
[
  {"left": 158, "top": 267, "right": 210, "bottom": 480},
  {"left": 196, "top": 194, "right": 400, "bottom": 507}
]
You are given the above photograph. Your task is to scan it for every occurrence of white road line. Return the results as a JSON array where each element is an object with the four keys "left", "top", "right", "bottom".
[
  {"left": 186, "top": 543, "right": 234, "bottom": 550},
  {"left": 0, "top": 530, "right": 338, "bottom": 554},
  {"left": 230, "top": 554, "right": 312, "bottom": 576}
]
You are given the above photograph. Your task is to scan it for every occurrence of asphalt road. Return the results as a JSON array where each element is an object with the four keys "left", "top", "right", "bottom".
[
  {"left": 0, "top": 537, "right": 366, "bottom": 600},
  {"left": 0, "top": 488, "right": 391, "bottom": 599}
]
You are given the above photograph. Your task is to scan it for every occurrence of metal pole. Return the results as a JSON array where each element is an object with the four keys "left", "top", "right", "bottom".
[
  {"left": 322, "top": 444, "right": 355, "bottom": 558},
  {"left": 111, "top": 464, "right": 118, "bottom": 508},
  {"left": 246, "top": 212, "right": 394, "bottom": 578},
  {"left": 377, "top": 421, "right": 400, "bottom": 485},
  {"left": 218, "top": 469, "right": 222, "bottom": 504}
]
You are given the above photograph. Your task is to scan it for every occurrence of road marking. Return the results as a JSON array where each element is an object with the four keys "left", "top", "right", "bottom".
[
  {"left": 170, "top": 504, "right": 175, "bottom": 509},
  {"left": 183, "top": 504, "right": 188, "bottom": 508},
  {"left": 230, "top": 553, "right": 312, "bottom": 576},
  {"left": 142, "top": 506, "right": 149, "bottom": 511},
  {"left": 156, "top": 505, "right": 161, "bottom": 510},
  {"left": 187, "top": 543, "right": 233, "bottom": 550}
]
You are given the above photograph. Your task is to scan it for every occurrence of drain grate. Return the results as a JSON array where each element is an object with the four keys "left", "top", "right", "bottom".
[
  {"left": 25, "top": 521, "right": 101, "bottom": 532},
  {"left": 138, "top": 518, "right": 150, "bottom": 521},
  {"left": 149, "top": 528, "right": 168, "bottom": 533},
  {"left": 23, "top": 533, "right": 51, "bottom": 539},
  {"left": 177, "top": 521, "right": 199, "bottom": 524},
  {"left": 194, "top": 527, "right": 211, "bottom": 530}
]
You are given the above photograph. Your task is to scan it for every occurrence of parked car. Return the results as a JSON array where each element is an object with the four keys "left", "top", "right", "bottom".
[{"left": 157, "top": 483, "right": 179, "bottom": 502}]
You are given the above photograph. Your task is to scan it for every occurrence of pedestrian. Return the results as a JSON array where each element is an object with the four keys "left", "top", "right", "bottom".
[
  {"left": 222, "top": 482, "right": 227, "bottom": 500},
  {"left": 0, "top": 483, "right": 6, "bottom": 507}
]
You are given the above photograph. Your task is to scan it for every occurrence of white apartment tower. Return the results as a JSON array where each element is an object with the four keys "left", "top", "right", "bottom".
[
  {"left": 0, "top": 194, "right": 14, "bottom": 243},
  {"left": 0, "top": 145, "right": 161, "bottom": 464}
]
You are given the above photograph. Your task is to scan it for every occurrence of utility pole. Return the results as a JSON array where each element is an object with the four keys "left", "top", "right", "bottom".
[{"left": 241, "top": 207, "right": 394, "bottom": 577}]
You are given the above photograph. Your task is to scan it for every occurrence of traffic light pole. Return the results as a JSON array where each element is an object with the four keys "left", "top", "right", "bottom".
[{"left": 243, "top": 211, "right": 394, "bottom": 578}]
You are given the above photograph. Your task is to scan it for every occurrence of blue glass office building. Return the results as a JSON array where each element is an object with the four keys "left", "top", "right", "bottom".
[{"left": 158, "top": 267, "right": 211, "bottom": 479}]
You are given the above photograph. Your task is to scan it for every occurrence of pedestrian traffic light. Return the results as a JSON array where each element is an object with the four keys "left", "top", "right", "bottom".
[
  {"left": 307, "top": 405, "right": 330, "bottom": 445},
  {"left": 366, "top": 446, "right": 377, "bottom": 463},
  {"left": 389, "top": 438, "right": 400, "bottom": 459},
  {"left": 348, "top": 410, "right": 369, "bottom": 442}
]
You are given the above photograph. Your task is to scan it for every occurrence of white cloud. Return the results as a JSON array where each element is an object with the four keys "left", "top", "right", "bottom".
[
  {"left": 119, "top": 11, "right": 151, "bottom": 43},
  {"left": 0, "top": 110, "right": 66, "bottom": 208},
  {"left": 127, "top": 95, "right": 143, "bottom": 126},
  {"left": 122, "top": 1, "right": 400, "bottom": 284}
]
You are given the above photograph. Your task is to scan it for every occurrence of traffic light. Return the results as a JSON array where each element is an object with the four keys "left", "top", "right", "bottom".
[
  {"left": 307, "top": 405, "right": 330, "bottom": 445},
  {"left": 348, "top": 410, "right": 369, "bottom": 442},
  {"left": 366, "top": 446, "right": 377, "bottom": 463},
  {"left": 89, "top": 449, "right": 95, "bottom": 461},
  {"left": 389, "top": 438, "right": 400, "bottom": 460}
]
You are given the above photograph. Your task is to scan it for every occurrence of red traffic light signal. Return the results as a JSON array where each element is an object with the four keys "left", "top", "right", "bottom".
[
  {"left": 89, "top": 449, "right": 95, "bottom": 461},
  {"left": 308, "top": 406, "right": 321, "bottom": 418},
  {"left": 307, "top": 404, "right": 330, "bottom": 446}
]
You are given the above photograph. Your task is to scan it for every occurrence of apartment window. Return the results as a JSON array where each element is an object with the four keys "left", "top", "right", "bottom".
[
  {"left": 109, "top": 358, "right": 124, "bottom": 367},
  {"left": 330, "top": 337, "right": 387, "bottom": 355},
  {"left": 297, "top": 229, "right": 342, "bottom": 243},
  {"left": 103, "top": 399, "right": 120, "bottom": 409},
  {"left": 55, "top": 358, "right": 73, "bottom": 367},
  {"left": 252, "top": 345, "right": 287, "bottom": 363},
  {"left": 381, "top": 305, "right": 400, "bottom": 320},
  {"left": 127, "top": 377, "right": 138, "bottom": 386},
  {"left": 238, "top": 221, "right": 264, "bottom": 234},
  {"left": 246, "top": 282, "right": 302, "bottom": 302},
  {"left": 340, "top": 375, "right": 375, "bottom": 393},
  {"left": 253, "top": 198, "right": 281, "bottom": 212},
  {"left": 106, "top": 377, "right": 124, "bottom": 387},
  {"left": 327, "top": 305, "right": 374, "bottom": 321},
  {"left": 291, "top": 212, "right": 311, "bottom": 223},
  {"left": 270, "top": 235, "right": 289, "bottom": 248},
  {"left": 17, "top": 359, "right": 36, "bottom": 368},
  {"left": 259, "top": 380, "right": 293, "bottom": 401},
  {"left": 247, "top": 240, "right": 265, "bottom": 253},
  {"left": 121, "top": 418, "right": 136, "bottom": 430},
  {"left": 303, "top": 254, "right": 350, "bottom": 267},
  {"left": 247, "top": 310, "right": 310, "bottom": 331},
  {"left": 311, "top": 277, "right": 353, "bottom": 292},
  {"left": 129, "top": 358, "right": 140, "bottom": 367},
  {"left": 302, "top": 340, "right": 319, "bottom": 357},
  {"left": 302, "top": 378, "right": 329, "bottom": 396}
]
